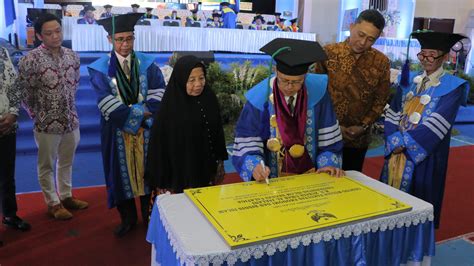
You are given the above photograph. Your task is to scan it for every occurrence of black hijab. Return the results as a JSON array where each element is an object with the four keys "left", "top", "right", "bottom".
[{"left": 145, "top": 55, "right": 228, "bottom": 192}]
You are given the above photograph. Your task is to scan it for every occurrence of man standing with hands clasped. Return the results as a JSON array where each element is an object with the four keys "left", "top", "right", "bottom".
[
  {"left": 314, "top": 9, "right": 390, "bottom": 172},
  {"left": 88, "top": 13, "right": 166, "bottom": 237}
]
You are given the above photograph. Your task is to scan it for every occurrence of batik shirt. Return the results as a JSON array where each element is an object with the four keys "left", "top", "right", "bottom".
[
  {"left": 19, "top": 44, "right": 80, "bottom": 134},
  {"left": 314, "top": 40, "right": 391, "bottom": 148},
  {"left": 0, "top": 47, "right": 20, "bottom": 117}
]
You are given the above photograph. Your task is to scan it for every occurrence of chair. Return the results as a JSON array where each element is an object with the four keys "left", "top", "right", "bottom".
[
  {"left": 136, "top": 19, "right": 151, "bottom": 26},
  {"left": 164, "top": 20, "right": 180, "bottom": 27},
  {"left": 185, "top": 21, "right": 200, "bottom": 27},
  {"left": 169, "top": 21, "right": 180, "bottom": 27}
]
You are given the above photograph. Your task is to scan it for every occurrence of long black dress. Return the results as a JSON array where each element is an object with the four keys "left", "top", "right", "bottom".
[{"left": 145, "top": 55, "right": 228, "bottom": 193}]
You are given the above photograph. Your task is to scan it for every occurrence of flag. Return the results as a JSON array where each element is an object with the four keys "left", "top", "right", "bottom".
[{"left": 4, "top": 0, "right": 16, "bottom": 26}]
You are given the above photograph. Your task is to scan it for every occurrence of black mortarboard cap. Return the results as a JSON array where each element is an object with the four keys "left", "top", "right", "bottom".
[
  {"left": 290, "top": 18, "right": 297, "bottom": 24},
  {"left": 220, "top": 2, "right": 230, "bottom": 6},
  {"left": 254, "top": 15, "right": 264, "bottom": 22},
  {"left": 274, "top": 12, "right": 281, "bottom": 16},
  {"left": 104, "top": 4, "right": 112, "bottom": 9},
  {"left": 59, "top": 3, "right": 68, "bottom": 7},
  {"left": 279, "top": 18, "right": 286, "bottom": 23},
  {"left": 97, "top": 13, "right": 144, "bottom": 35},
  {"left": 146, "top": 7, "right": 153, "bottom": 11},
  {"left": 260, "top": 38, "right": 327, "bottom": 75},
  {"left": 412, "top": 31, "right": 466, "bottom": 53},
  {"left": 131, "top": 4, "right": 140, "bottom": 8},
  {"left": 83, "top": 6, "right": 96, "bottom": 12}
]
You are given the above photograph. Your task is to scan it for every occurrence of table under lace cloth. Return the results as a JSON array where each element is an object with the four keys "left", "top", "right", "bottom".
[{"left": 146, "top": 171, "right": 435, "bottom": 266}]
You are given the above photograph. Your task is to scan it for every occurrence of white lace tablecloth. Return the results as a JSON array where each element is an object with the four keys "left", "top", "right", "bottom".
[
  {"left": 71, "top": 25, "right": 316, "bottom": 52},
  {"left": 149, "top": 171, "right": 434, "bottom": 266}
]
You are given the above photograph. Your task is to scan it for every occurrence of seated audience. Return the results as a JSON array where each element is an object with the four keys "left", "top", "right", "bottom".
[
  {"left": 207, "top": 13, "right": 222, "bottom": 28},
  {"left": 249, "top": 15, "right": 265, "bottom": 30},
  {"left": 77, "top": 6, "right": 97, "bottom": 25},
  {"left": 100, "top": 4, "right": 113, "bottom": 19},
  {"left": 142, "top": 7, "right": 158, "bottom": 19}
]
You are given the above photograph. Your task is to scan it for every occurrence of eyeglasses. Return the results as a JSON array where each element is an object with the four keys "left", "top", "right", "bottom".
[
  {"left": 277, "top": 78, "right": 304, "bottom": 87},
  {"left": 114, "top": 36, "right": 135, "bottom": 44},
  {"left": 417, "top": 52, "right": 445, "bottom": 63}
]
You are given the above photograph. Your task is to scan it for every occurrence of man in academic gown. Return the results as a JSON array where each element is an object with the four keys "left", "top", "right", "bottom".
[
  {"left": 142, "top": 8, "right": 158, "bottom": 19},
  {"left": 100, "top": 5, "right": 114, "bottom": 19},
  {"left": 87, "top": 13, "right": 166, "bottom": 237},
  {"left": 232, "top": 38, "right": 345, "bottom": 182},
  {"left": 381, "top": 31, "right": 470, "bottom": 228},
  {"left": 220, "top": 2, "right": 236, "bottom": 29},
  {"left": 130, "top": 4, "right": 140, "bottom": 14},
  {"left": 77, "top": 6, "right": 97, "bottom": 24}
]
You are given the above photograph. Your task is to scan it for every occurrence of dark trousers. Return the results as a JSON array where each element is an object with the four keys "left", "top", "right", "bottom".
[
  {"left": 116, "top": 194, "right": 150, "bottom": 226},
  {"left": 342, "top": 147, "right": 368, "bottom": 172},
  {"left": 0, "top": 133, "right": 18, "bottom": 217}
]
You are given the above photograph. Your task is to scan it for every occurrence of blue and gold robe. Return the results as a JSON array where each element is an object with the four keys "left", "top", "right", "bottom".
[
  {"left": 232, "top": 74, "right": 343, "bottom": 181},
  {"left": 381, "top": 70, "right": 469, "bottom": 227},
  {"left": 87, "top": 52, "right": 166, "bottom": 208}
]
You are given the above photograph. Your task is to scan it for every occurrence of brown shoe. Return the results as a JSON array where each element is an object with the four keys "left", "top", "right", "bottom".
[
  {"left": 61, "top": 197, "right": 89, "bottom": 210},
  {"left": 48, "top": 204, "right": 73, "bottom": 220}
]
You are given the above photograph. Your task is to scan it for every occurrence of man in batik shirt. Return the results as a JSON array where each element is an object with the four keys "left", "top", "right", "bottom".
[
  {"left": 0, "top": 47, "right": 31, "bottom": 242},
  {"left": 314, "top": 9, "right": 390, "bottom": 171},
  {"left": 19, "top": 14, "right": 88, "bottom": 221}
]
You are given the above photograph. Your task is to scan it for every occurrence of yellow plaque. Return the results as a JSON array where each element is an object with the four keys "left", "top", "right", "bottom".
[{"left": 184, "top": 173, "right": 412, "bottom": 249}]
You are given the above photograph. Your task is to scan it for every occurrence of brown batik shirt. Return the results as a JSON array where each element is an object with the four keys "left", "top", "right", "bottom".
[{"left": 314, "top": 40, "right": 390, "bottom": 148}]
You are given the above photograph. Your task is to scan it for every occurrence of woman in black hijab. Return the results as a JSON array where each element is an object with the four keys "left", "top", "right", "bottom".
[{"left": 145, "top": 55, "right": 228, "bottom": 193}]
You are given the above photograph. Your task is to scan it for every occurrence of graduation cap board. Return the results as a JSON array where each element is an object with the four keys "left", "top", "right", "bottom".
[
  {"left": 260, "top": 38, "right": 327, "bottom": 76},
  {"left": 83, "top": 6, "right": 96, "bottom": 12},
  {"left": 104, "top": 4, "right": 112, "bottom": 9},
  {"left": 412, "top": 31, "right": 466, "bottom": 53},
  {"left": 97, "top": 13, "right": 144, "bottom": 35},
  {"left": 400, "top": 30, "right": 467, "bottom": 86}
]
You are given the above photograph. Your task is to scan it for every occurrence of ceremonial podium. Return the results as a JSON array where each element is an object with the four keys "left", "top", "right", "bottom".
[{"left": 147, "top": 171, "right": 435, "bottom": 265}]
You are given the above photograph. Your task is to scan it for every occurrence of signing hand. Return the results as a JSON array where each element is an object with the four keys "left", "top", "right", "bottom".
[
  {"left": 316, "top": 166, "right": 345, "bottom": 177},
  {"left": 252, "top": 163, "right": 270, "bottom": 182}
]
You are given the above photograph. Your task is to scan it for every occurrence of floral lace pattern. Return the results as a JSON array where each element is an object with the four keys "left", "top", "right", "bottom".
[{"left": 156, "top": 194, "right": 433, "bottom": 265}]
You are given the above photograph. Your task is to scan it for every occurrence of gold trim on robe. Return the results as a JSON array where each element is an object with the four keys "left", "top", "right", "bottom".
[
  {"left": 123, "top": 128, "right": 146, "bottom": 196},
  {"left": 388, "top": 96, "right": 426, "bottom": 189}
]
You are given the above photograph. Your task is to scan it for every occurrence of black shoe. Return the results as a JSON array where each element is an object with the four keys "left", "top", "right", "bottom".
[
  {"left": 2, "top": 216, "right": 31, "bottom": 232},
  {"left": 113, "top": 222, "right": 135, "bottom": 238}
]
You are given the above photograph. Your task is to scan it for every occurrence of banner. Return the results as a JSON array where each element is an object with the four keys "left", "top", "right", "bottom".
[
  {"left": 185, "top": 173, "right": 412, "bottom": 248},
  {"left": 4, "top": 0, "right": 16, "bottom": 26}
]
